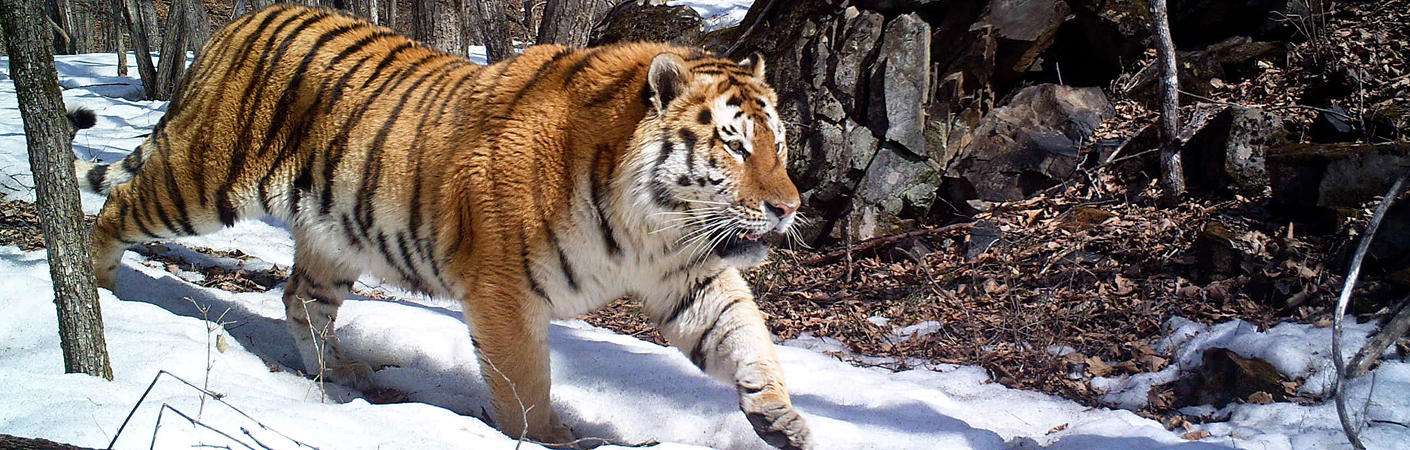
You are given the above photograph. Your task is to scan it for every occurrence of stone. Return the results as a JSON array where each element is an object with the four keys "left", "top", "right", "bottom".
[
  {"left": 1180, "top": 104, "right": 1287, "bottom": 196},
  {"left": 980, "top": 0, "right": 1071, "bottom": 83},
  {"left": 840, "top": 144, "right": 942, "bottom": 241},
  {"left": 868, "top": 13, "right": 931, "bottom": 157},
  {"left": 1268, "top": 142, "right": 1410, "bottom": 208},
  {"left": 588, "top": 2, "right": 703, "bottom": 47},
  {"left": 832, "top": 10, "right": 885, "bottom": 115},
  {"left": 951, "top": 84, "right": 1113, "bottom": 201},
  {"left": 1176, "top": 348, "right": 1287, "bottom": 408}
]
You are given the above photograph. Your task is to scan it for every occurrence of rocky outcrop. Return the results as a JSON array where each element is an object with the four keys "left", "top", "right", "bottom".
[
  {"left": 1180, "top": 104, "right": 1288, "bottom": 196},
  {"left": 587, "top": 2, "right": 703, "bottom": 47},
  {"left": 1268, "top": 142, "right": 1410, "bottom": 208},
  {"left": 951, "top": 84, "right": 1113, "bottom": 201}
]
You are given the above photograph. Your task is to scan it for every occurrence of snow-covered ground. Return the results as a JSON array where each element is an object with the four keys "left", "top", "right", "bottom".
[
  {"left": 671, "top": 0, "right": 755, "bottom": 32},
  {"left": 3, "top": 50, "right": 1409, "bottom": 450}
]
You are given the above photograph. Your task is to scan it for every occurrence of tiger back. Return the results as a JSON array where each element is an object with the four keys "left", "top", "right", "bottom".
[{"left": 77, "top": 5, "right": 812, "bottom": 448}]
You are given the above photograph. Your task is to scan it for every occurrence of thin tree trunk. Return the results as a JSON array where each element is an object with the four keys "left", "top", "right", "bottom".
[
  {"left": 155, "top": 0, "right": 195, "bottom": 100},
  {"left": 382, "top": 0, "right": 396, "bottom": 29},
  {"left": 0, "top": 0, "right": 114, "bottom": 381},
  {"left": 184, "top": 0, "right": 212, "bottom": 52},
  {"left": 111, "top": 0, "right": 127, "bottom": 75},
  {"left": 536, "top": 0, "right": 606, "bottom": 48},
  {"left": 52, "top": 0, "right": 81, "bottom": 53},
  {"left": 1149, "top": 0, "right": 1185, "bottom": 200},
  {"left": 120, "top": 0, "right": 160, "bottom": 99}
]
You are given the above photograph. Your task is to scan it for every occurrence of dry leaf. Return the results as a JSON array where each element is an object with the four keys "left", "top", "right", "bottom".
[
  {"left": 1113, "top": 275, "right": 1137, "bottom": 296},
  {"left": 1046, "top": 423, "right": 1069, "bottom": 435},
  {"left": 1087, "top": 356, "right": 1114, "bottom": 377},
  {"left": 1248, "top": 391, "right": 1275, "bottom": 404},
  {"left": 1182, "top": 430, "right": 1212, "bottom": 440},
  {"left": 216, "top": 332, "right": 228, "bottom": 353}
]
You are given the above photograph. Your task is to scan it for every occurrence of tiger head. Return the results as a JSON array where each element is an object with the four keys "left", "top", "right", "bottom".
[{"left": 634, "top": 51, "right": 801, "bottom": 267}]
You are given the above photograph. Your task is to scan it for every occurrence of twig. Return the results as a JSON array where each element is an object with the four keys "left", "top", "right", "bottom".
[
  {"left": 1331, "top": 166, "right": 1410, "bottom": 450},
  {"left": 107, "top": 370, "right": 320, "bottom": 450},
  {"left": 801, "top": 222, "right": 974, "bottom": 266},
  {"left": 1348, "top": 293, "right": 1410, "bottom": 378},
  {"left": 149, "top": 404, "right": 257, "bottom": 450}
]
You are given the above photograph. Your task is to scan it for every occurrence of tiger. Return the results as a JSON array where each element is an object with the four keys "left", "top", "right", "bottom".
[{"left": 74, "top": 5, "right": 812, "bottom": 448}]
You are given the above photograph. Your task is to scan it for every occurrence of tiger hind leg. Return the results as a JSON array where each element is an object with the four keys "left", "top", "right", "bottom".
[{"left": 283, "top": 232, "right": 372, "bottom": 389}]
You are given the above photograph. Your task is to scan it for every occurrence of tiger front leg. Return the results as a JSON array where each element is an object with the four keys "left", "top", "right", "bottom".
[{"left": 651, "top": 268, "right": 813, "bottom": 450}]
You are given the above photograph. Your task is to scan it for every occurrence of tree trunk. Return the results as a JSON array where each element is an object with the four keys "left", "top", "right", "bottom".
[
  {"left": 0, "top": 0, "right": 114, "bottom": 381},
  {"left": 184, "top": 0, "right": 212, "bottom": 52},
  {"left": 462, "top": 0, "right": 512, "bottom": 63},
  {"left": 536, "top": 0, "right": 607, "bottom": 48},
  {"left": 111, "top": 0, "right": 127, "bottom": 76},
  {"left": 1149, "top": 0, "right": 1185, "bottom": 200},
  {"left": 120, "top": 0, "right": 160, "bottom": 99},
  {"left": 382, "top": 0, "right": 396, "bottom": 29},
  {"left": 413, "top": 0, "right": 462, "bottom": 55},
  {"left": 345, "top": 0, "right": 379, "bottom": 23},
  {"left": 155, "top": 0, "right": 196, "bottom": 100},
  {"left": 51, "top": 0, "right": 80, "bottom": 53}
]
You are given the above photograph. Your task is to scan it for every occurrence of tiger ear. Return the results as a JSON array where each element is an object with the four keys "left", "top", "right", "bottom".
[
  {"left": 738, "top": 52, "right": 765, "bottom": 78},
  {"left": 648, "top": 53, "right": 687, "bottom": 113}
]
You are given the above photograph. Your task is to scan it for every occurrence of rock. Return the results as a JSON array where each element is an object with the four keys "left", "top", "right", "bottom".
[
  {"left": 1125, "top": 37, "right": 1285, "bottom": 103},
  {"left": 868, "top": 13, "right": 931, "bottom": 157},
  {"left": 588, "top": 2, "right": 703, "bottom": 47},
  {"left": 981, "top": 0, "right": 1071, "bottom": 85},
  {"left": 839, "top": 145, "right": 942, "bottom": 241},
  {"left": 1177, "top": 348, "right": 1287, "bottom": 408},
  {"left": 1195, "top": 221, "right": 1257, "bottom": 282},
  {"left": 1268, "top": 142, "right": 1410, "bottom": 208},
  {"left": 950, "top": 84, "right": 1113, "bottom": 201},
  {"left": 1309, "top": 105, "right": 1358, "bottom": 143},
  {"left": 833, "top": 10, "right": 885, "bottom": 115},
  {"left": 966, "top": 220, "right": 1004, "bottom": 260},
  {"left": 1179, "top": 104, "right": 1288, "bottom": 196}
]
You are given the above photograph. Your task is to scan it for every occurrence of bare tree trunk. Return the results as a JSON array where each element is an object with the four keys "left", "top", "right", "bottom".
[
  {"left": 184, "top": 0, "right": 212, "bottom": 52},
  {"left": 120, "top": 0, "right": 160, "bottom": 99},
  {"left": 536, "top": 0, "right": 607, "bottom": 48},
  {"left": 462, "top": 0, "right": 512, "bottom": 63},
  {"left": 51, "top": 0, "right": 80, "bottom": 53},
  {"left": 1149, "top": 0, "right": 1185, "bottom": 200},
  {"left": 345, "top": 0, "right": 379, "bottom": 22},
  {"left": 382, "top": 0, "right": 396, "bottom": 29},
  {"left": 0, "top": 0, "right": 114, "bottom": 381},
  {"left": 111, "top": 0, "right": 127, "bottom": 76},
  {"left": 522, "top": 0, "right": 541, "bottom": 40},
  {"left": 413, "top": 0, "right": 461, "bottom": 54},
  {"left": 154, "top": 0, "right": 196, "bottom": 100}
]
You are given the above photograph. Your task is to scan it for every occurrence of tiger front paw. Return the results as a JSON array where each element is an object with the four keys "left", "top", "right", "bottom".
[{"left": 740, "top": 387, "right": 812, "bottom": 450}]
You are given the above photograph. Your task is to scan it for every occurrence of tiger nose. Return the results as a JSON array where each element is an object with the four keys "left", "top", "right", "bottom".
[{"left": 764, "top": 201, "right": 796, "bottom": 219}]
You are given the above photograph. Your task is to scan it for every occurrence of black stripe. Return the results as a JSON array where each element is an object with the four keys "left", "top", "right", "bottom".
[
  {"left": 665, "top": 271, "right": 720, "bottom": 325},
  {"left": 689, "top": 298, "right": 742, "bottom": 370},
  {"left": 583, "top": 65, "right": 643, "bottom": 106},
  {"left": 395, "top": 232, "right": 429, "bottom": 293},
  {"left": 504, "top": 48, "right": 573, "bottom": 108},
  {"left": 589, "top": 144, "right": 621, "bottom": 257},
  {"left": 340, "top": 214, "right": 364, "bottom": 249},
  {"left": 560, "top": 48, "right": 603, "bottom": 88},
  {"left": 216, "top": 10, "right": 325, "bottom": 226},
  {"left": 523, "top": 249, "right": 549, "bottom": 303},
  {"left": 122, "top": 146, "right": 143, "bottom": 172},
  {"left": 155, "top": 136, "right": 196, "bottom": 235},
  {"left": 546, "top": 228, "right": 579, "bottom": 292},
  {"left": 86, "top": 164, "right": 108, "bottom": 191},
  {"left": 321, "top": 43, "right": 421, "bottom": 218},
  {"left": 681, "top": 128, "right": 699, "bottom": 171},
  {"left": 353, "top": 54, "right": 447, "bottom": 241},
  {"left": 363, "top": 41, "right": 418, "bottom": 88},
  {"left": 376, "top": 232, "right": 426, "bottom": 292},
  {"left": 316, "top": 54, "right": 377, "bottom": 216}
]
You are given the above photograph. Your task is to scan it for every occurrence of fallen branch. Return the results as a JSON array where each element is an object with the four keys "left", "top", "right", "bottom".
[
  {"left": 801, "top": 222, "right": 973, "bottom": 266},
  {"left": 1348, "top": 293, "right": 1410, "bottom": 378},
  {"left": 1331, "top": 165, "right": 1410, "bottom": 450}
]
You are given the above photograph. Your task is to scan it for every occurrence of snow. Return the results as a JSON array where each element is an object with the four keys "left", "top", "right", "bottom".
[
  {"left": 670, "top": 0, "right": 754, "bottom": 32},
  {"left": 3, "top": 51, "right": 1410, "bottom": 450}
]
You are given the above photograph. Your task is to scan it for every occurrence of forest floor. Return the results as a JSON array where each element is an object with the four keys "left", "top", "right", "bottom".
[{"left": 582, "top": 0, "right": 1410, "bottom": 425}]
